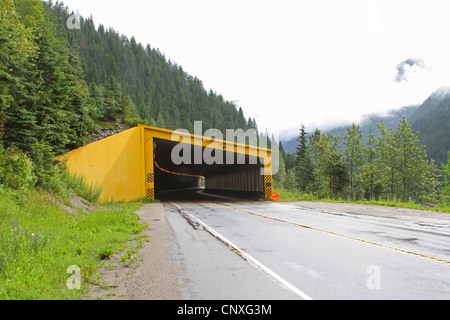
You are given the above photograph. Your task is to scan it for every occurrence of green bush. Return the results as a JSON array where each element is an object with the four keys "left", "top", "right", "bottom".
[
  {"left": 0, "top": 145, "right": 37, "bottom": 190},
  {"left": 124, "top": 117, "right": 148, "bottom": 127}
]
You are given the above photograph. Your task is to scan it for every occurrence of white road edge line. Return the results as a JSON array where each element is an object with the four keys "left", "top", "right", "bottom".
[{"left": 170, "top": 201, "right": 313, "bottom": 301}]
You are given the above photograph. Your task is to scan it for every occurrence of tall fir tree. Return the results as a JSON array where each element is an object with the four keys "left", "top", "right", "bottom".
[
  {"left": 376, "top": 121, "right": 398, "bottom": 199},
  {"left": 0, "top": 0, "right": 36, "bottom": 141},
  {"left": 315, "top": 133, "right": 347, "bottom": 198},
  {"left": 360, "top": 131, "right": 382, "bottom": 200},
  {"left": 295, "top": 125, "right": 307, "bottom": 190},
  {"left": 343, "top": 123, "right": 365, "bottom": 200}
]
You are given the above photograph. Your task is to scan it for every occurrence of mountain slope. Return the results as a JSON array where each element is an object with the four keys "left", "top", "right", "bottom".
[
  {"left": 409, "top": 89, "right": 450, "bottom": 164},
  {"left": 51, "top": 3, "right": 257, "bottom": 134},
  {"left": 282, "top": 88, "right": 450, "bottom": 165}
]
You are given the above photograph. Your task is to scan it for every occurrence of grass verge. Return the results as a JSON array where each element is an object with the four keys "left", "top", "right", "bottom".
[{"left": 0, "top": 187, "right": 148, "bottom": 300}]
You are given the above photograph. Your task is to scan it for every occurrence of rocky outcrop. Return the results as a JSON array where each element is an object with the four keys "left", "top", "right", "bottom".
[{"left": 89, "top": 122, "right": 123, "bottom": 143}]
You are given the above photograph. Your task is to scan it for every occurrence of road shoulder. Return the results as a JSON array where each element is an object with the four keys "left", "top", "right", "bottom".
[
  {"left": 293, "top": 201, "right": 450, "bottom": 220},
  {"left": 84, "top": 202, "right": 182, "bottom": 300}
]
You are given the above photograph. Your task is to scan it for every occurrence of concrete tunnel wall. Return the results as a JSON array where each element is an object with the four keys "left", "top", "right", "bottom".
[
  {"left": 205, "top": 165, "right": 265, "bottom": 199},
  {"left": 59, "top": 127, "right": 145, "bottom": 202},
  {"left": 59, "top": 125, "right": 273, "bottom": 202}
]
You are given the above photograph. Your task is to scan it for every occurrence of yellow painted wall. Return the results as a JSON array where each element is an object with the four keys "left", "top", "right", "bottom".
[
  {"left": 59, "top": 125, "right": 272, "bottom": 202},
  {"left": 59, "top": 127, "right": 145, "bottom": 202}
]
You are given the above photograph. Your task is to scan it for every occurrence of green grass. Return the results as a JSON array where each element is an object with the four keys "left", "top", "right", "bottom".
[
  {"left": 46, "top": 171, "right": 103, "bottom": 204},
  {"left": 274, "top": 188, "right": 450, "bottom": 214},
  {"left": 0, "top": 187, "right": 148, "bottom": 300}
]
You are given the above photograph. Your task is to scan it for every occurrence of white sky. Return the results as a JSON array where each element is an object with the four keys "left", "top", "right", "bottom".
[{"left": 60, "top": 0, "right": 450, "bottom": 139}]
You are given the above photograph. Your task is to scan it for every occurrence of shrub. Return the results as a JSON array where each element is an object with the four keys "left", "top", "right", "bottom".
[
  {"left": 124, "top": 117, "right": 147, "bottom": 127},
  {"left": 0, "top": 145, "right": 37, "bottom": 189},
  {"left": 98, "top": 246, "right": 114, "bottom": 260}
]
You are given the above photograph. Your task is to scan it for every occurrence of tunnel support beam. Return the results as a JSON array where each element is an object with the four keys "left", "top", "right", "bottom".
[
  {"left": 144, "top": 133, "right": 155, "bottom": 200},
  {"left": 264, "top": 167, "right": 273, "bottom": 200}
]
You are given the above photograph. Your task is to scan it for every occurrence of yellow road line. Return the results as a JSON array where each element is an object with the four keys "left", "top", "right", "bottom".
[{"left": 202, "top": 200, "right": 450, "bottom": 266}]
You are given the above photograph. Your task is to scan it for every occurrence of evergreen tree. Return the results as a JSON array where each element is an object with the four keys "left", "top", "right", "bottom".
[
  {"left": 396, "top": 117, "right": 423, "bottom": 200},
  {"left": 440, "top": 152, "right": 450, "bottom": 205},
  {"left": 360, "top": 131, "right": 382, "bottom": 200},
  {"left": 155, "top": 112, "right": 166, "bottom": 128},
  {"left": 0, "top": 0, "right": 36, "bottom": 140},
  {"left": 2, "top": 0, "right": 92, "bottom": 183},
  {"left": 343, "top": 123, "right": 365, "bottom": 200},
  {"left": 294, "top": 125, "right": 317, "bottom": 193},
  {"left": 315, "top": 133, "right": 347, "bottom": 198},
  {"left": 273, "top": 146, "right": 286, "bottom": 189},
  {"left": 284, "top": 152, "right": 296, "bottom": 172},
  {"left": 395, "top": 117, "right": 438, "bottom": 202},
  {"left": 375, "top": 118, "right": 438, "bottom": 202},
  {"left": 376, "top": 121, "right": 398, "bottom": 199},
  {"left": 295, "top": 125, "right": 307, "bottom": 190},
  {"left": 284, "top": 168, "right": 298, "bottom": 190}
]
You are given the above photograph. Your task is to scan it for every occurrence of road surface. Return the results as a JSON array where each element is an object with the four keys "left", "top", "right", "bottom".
[{"left": 157, "top": 190, "right": 450, "bottom": 300}]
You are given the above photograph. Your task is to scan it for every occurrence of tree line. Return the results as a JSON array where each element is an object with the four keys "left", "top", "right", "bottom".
[
  {"left": 0, "top": 0, "right": 256, "bottom": 188},
  {"left": 274, "top": 118, "right": 449, "bottom": 205},
  {"left": 50, "top": 2, "right": 256, "bottom": 134}
]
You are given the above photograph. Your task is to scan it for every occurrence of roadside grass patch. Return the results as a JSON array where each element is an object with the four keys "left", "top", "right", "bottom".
[
  {"left": 0, "top": 188, "right": 147, "bottom": 300},
  {"left": 45, "top": 169, "right": 103, "bottom": 205},
  {"left": 274, "top": 189, "right": 318, "bottom": 202}
]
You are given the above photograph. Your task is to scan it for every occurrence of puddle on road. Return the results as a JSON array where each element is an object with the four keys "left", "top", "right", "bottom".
[{"left": 384, "top": 236, "right": 419, "bottom": 244}]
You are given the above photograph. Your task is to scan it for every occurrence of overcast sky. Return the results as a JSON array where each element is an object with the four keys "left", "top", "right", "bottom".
[{"left": 60, "top": 0, "right": 450, "bottom": 139}]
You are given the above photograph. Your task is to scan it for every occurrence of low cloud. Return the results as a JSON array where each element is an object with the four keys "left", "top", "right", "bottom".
[{"left": 394, "top": 58, "right": 427, "bottom": 83}]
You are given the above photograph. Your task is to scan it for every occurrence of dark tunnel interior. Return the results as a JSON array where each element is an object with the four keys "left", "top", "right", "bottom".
[{"left": 153, "top": 138, "right": 266, "bottom": 199}]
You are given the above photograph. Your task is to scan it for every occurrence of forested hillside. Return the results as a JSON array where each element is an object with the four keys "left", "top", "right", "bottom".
[
  {"left": 408, "top": 88, "right": 450, "bottom": 165},
  {"left": 0, "top": 0, "right": 256, "bottom": 187},
  {"left": 51, "top": 2, "right": 255, "bottom": 134}
]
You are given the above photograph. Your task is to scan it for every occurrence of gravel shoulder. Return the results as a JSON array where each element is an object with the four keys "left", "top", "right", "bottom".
[
  {"left": 292, "top": 201, "right": 450, "bottom": 220},
  {"left": 84, "top": 203, "right": 181, "bottom": 300}
]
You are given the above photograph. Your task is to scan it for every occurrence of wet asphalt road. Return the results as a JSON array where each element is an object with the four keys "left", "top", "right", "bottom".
[{"left": 159, "top": 190, "right": 450, "bottom": 300}]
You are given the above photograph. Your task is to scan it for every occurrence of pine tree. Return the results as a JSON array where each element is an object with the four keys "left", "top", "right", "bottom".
[
  {"left": 155, "top": 112, "right": 166, "bottom": 128},
  {"left": 343, "top": 123, "right": 365, "bottom": 200},
  {"left": 273, "top": 148, "right": 286, "bottom": 189},
  {"left": 360, "top": 131, "right": 382, "bottom": 200},
  {"left": 440, "top": 152, "right": 450, "bottom": 205},
  {"left": 376, "top": 121, "right": 398, "bottom": 199},
  {"left": 0, "top": 0, "right": 36, "bottom": 140},
  {"left": 315, "top": 133, "right": 347, "bottom": 198},
  {"left": 284, "top": 168, "right": 298, "bottom": 190},
  {"left": 375, "top": 118, "right": 438, "bottom": 203},
  {"left": 295, "top": 125, "right": 307, "bottom": 190},
  {"left": 395, "top": 117, "right": 438, "bottom": 202},
  {"left": 2, "top": 0, "right": 92, "bottom": 183}
]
